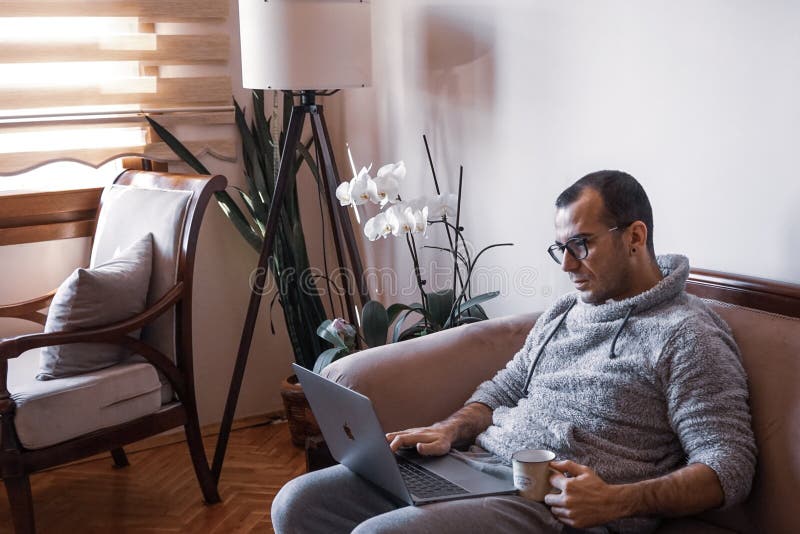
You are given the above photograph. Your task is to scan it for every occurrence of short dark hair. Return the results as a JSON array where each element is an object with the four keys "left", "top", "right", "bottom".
[{"left": 555, "top": 170, "right": 655, "bottom": 256}]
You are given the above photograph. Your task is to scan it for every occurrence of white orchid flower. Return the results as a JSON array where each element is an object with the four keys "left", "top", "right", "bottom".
[
  {"left": 429, "top": 193, "right": 458, "bottom": 218},
  {"left": 372, "top": 174, "right": 400, "bottom": 206},
  {"left": 385, "top": 204, "right": 416, "bottom": 237},
  {"left": 373, "top": 161, "right": 406, "bottom": 205},
  {"left": 377, "top": 160, "right": 406, "bottom": 182},
  {"left": 363, "top": 212, "right": 393, "bottom": 241},
  {"left": 414, "top": 206, "right": 429, "bottom": 235},
  {"left": 335, "top": 181, "right": 352, "bottom": 206},
  {"left": 349, "top": 166, "right": 378, "bottom": 206},
  {"left": 405, "top": 196, "right": 429, "bottom": 211}
]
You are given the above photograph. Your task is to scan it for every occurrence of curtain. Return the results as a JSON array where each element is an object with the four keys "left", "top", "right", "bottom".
[{"left": 0, "top": 0, "right": 234, "bottom": 176}]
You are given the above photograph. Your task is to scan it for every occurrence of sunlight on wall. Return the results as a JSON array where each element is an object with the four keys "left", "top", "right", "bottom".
[
  {"left": 0, "top": 127, "right": 145, "bottom": 155},
  {"left": 0, "top": 159, "right": 123, "bottom": 193},
  {"left": 0, "top": 17, "right": 139, "bottom": 41}
]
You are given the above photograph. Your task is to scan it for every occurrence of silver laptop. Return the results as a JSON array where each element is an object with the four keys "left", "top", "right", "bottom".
[{"left": 293, "top": 364, "right": 517, "bottom": 505}]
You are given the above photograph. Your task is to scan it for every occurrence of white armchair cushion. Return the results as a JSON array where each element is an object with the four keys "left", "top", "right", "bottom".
[
  {"left": 37, "top": 233, "right": 153, "bottom": 380},
  {"left": 11, "top": 349, "right": 162, "bottom": 450},
  {"left": 91, "top": 185, "right": 192, "bottom": 405}
]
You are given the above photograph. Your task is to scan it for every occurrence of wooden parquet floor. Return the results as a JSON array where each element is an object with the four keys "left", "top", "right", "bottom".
[{"left": 0, "top": 422, "right": 306, "bottom": 534}]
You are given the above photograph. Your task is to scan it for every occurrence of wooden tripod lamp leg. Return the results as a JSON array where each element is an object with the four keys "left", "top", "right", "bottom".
[
  {"left": 211, "top": 105, "right": 307, "bottom": 483},
  {"left": 310, "top": 107, "right": 371, "bottom": 309}
]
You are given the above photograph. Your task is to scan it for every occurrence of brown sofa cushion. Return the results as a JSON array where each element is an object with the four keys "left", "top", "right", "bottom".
[
  {"left": 694, "top": 301, "right": 800, "bottom": 533},
  {"left": 324, "top": 312, "right": 540, "bottom": 432}
]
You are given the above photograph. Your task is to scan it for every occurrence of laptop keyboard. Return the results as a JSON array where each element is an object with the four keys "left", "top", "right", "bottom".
[{"left": 396, "top": 456, "right": 469, "bottom": 499}]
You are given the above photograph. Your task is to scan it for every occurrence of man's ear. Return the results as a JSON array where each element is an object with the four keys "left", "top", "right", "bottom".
[{"left": 628, "top": 221, "right": 648, "bottom": 249}]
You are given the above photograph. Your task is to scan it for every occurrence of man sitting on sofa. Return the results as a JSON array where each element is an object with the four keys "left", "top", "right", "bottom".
[{"left": 272, "top": 170, "right": 756, "bottom": 533}]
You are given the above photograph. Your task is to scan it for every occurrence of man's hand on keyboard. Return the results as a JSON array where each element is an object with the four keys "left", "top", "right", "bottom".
[
  {"left": 386, "top": 425, "right": 455, "bottom": 456},
  {"left": 386, "top": 403, "right": 493, "bottom": 456}
]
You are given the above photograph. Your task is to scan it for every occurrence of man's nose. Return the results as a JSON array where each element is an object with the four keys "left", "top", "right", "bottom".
[{"left": 561, "top": 250, "right": 580, "bottom": 272}]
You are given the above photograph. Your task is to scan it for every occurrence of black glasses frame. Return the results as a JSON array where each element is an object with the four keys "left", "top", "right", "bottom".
[{"left": 547, "top": 223, "right": 631, "bottom": 265}]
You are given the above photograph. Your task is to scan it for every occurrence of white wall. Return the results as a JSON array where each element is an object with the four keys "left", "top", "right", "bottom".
[
  {"left": 340, "top": 0, "right": 800, "bottom": 317},
  {"left": 3, "top": 0, "right": 798, "bottom": 427}
]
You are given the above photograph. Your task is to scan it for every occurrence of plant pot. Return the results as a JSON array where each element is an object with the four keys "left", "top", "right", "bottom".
[{"left": 280, "top": 374, "right": 321, "bottom": 447}]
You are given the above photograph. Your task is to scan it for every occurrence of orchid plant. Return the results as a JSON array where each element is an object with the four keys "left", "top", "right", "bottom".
[{"left": 314, "top": 136, "right": 512, "bottom": 371}]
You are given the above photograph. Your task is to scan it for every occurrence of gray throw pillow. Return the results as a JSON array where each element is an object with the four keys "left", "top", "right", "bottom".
[{"left": 37, "top": 233, "right": 154, "bottom": 380}]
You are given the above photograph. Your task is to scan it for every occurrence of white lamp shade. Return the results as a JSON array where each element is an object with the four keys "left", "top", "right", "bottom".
[{"left": 239, "top": 0, "right": 372, "bottom": 90}]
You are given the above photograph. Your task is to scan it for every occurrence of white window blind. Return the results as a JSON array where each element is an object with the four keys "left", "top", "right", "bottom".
[{"left": 0, "top": 0, "right": 235, "bottom": 176}]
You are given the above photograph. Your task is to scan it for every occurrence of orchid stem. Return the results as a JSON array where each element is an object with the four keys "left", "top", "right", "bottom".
[
  {"left": 422, "top": 135, "right": 466, "bottom": 301},
  {"left": 406, "top": 233, "right": 429, "bottom": 331},
  {"left": 423, "top": 134, "right": 441, "bottom": 195},
  {"left": 450, "top": 167, "right": 463, "bottom": 326}
]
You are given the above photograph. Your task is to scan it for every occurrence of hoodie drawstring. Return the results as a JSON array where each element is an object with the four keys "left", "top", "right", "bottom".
[
  {"left": 609, "top": 305, "right": 636, "bottom": 359},
  {"left": 523, "top": 299, "right": 576, "bottom": 394},
  {"left": 523, "top": 301, "right": 638, "bottom": 394}
]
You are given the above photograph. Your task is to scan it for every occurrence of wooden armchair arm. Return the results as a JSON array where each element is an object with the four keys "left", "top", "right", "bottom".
[
  {"left": 0, "top": 289, "right": 57, "bottom": 326},
  {"left": 0, "top": 283, "right": 186, "bottom": 401}
]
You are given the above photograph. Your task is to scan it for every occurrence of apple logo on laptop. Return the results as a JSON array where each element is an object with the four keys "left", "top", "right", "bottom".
[{"left": 343, "top": 422, "right": 355, "bottom": 441}]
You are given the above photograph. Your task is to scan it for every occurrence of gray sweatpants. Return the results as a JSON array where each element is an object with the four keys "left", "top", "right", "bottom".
[{"left": 271, "top": 464, "right": 607, "bottom": 534}]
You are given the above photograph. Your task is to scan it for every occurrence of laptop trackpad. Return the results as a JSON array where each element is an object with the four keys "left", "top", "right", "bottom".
[{"left": 402, "top": 452, "right": 514, "bottom": 492}]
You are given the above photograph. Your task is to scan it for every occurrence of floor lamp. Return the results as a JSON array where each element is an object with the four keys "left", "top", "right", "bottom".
[{"left": 212, "top": 0, "right": 372, "bottom": 481}]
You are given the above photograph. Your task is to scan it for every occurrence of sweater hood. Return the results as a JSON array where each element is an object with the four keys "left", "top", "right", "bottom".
[{"left": 571, "top": 254, "right": 690, "bottom": 323}]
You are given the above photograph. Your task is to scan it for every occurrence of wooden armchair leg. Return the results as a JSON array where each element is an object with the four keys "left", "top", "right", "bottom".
[
  {"left": 4, "top": 474, "right": 35, "bottom": 534},
  {"left": 183, "top": 414, "right": 220, "bottom": 504},
  {"left": 111, "top": 447, "right": 129, "bottom": 468}
]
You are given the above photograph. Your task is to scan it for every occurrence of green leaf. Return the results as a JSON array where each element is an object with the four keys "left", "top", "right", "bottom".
[
  {"left": 234, "top": 187, "right": 265, "bottom": 235},
  {"left": 282, "top": 91, "right": 293, "bottom": 144},
  {"left": 392, "top": 309, "right": 412, "bottom": 343},
  {"left": 398, "top": 323, "right": 428, "bottom": 341},
  {"left": 452, "top": 316, "right": 485, "bottom": 326},
  {"left": 463, "top": 303, "right": 488, "bottom": 320},
  {"left": 390, "top": 307, "right": 432, "bottom": 343},
  {"left": 145, "top": 116, "right": 209, "bottom": 175},
  {"left": 313, "top": 347, "right": 346, "bottom": 373},
  {"left": 214, "top": 191, "right": 262, "bottom": 252},
  {"left": 458, "top": 291, "right": 499, "bottom": 314},
  {"left": 426, "top": 289, "right": 455, "bottom": 329},
  {"left": 252, "top": 90, "right": 270, "bottom": 159},
  {"left": 444, "top": 291, "right": 500, "bottom": 328},
  {"left": 386, "top": 303, "right": 409, "bottom": 324},
  {"left": 316, "top": 320, "right": 347, "bottom": 349},
  {"left": 362, "top": 300, "right": 389, "bottom": 347},
  {"left": 234, "top": 98, "right": 269, "bottom": 212}
]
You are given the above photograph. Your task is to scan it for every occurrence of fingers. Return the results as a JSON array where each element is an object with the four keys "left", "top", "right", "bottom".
[
  {"left": 543, "top": 492, "right": 564, "bottom": 507},
  {"left": 548, "top": 506, "right": 576, "bottom": 527},
  {"left": 549, "top": 470, "right": 570, "bottom": 491},
  {"left": 388, "top": 433, "right": 416, "bottom": 452},
  {"left": 385, "top": 428, "right": 451, "bottom": 455},
  {"left": 416, "top": 438, "right": 450, "bottom": 456},
  {"left": 549, "top": 459, "right": 590, "bottom": 475}
]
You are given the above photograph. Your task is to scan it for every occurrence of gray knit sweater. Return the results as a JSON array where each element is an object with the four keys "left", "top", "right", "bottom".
[{"left": 466, "top": 255, "right": 756, "bottom": 530}]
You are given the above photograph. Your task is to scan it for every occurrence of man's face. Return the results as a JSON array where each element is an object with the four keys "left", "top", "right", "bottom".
[{"left": 553, "top": 189, "right": 632, "bottom": 304}]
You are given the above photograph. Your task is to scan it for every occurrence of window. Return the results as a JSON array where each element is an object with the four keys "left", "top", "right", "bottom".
[{"left": 0, "top": 1, "right": 235, "bottom": 180}]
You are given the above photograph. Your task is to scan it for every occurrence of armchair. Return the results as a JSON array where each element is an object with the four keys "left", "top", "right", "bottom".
[
  {"left": 0, "top": 169, "right": 227, "bottom": 533},
  {"left": 322, "top": 269, "right": 800, "bottom": 533}
]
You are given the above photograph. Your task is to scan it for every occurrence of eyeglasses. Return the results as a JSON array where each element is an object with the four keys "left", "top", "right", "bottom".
[{"left": 547, "top": 225, "right": 627, "bottom": 265}]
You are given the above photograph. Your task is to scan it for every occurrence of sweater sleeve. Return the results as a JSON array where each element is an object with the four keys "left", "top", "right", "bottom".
[
  {"left": 465, "top": 319, "right": 544, "bottom": 410},
  {"left": 657, "top": 317, "right": 757, "bottom": 508}
]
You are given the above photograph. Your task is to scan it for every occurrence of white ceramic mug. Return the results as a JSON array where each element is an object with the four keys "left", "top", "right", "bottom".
[{"left": 511, "top": 449, "right": 559, "bottom": 501}]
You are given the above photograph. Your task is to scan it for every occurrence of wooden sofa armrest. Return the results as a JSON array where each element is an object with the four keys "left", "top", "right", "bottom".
[
  {"left": 0, "top": 289, "right": 57, "bottom": 326},
  {"left": 321, "top": 312, "right": 540, "bottom": 432}
]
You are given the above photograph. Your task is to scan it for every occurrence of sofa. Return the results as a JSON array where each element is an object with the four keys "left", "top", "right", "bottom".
[{"left": 321, "top": 268, "right": 800, "bottom": 533}]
